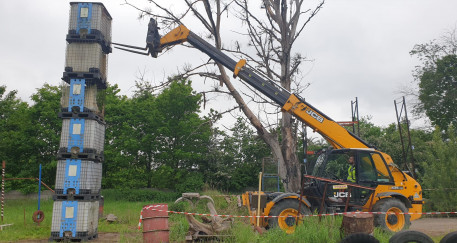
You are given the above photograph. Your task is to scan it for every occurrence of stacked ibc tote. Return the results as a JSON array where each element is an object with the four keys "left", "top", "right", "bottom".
[{"left": 50, "top": 2, "right": 111, "bottom": 241}]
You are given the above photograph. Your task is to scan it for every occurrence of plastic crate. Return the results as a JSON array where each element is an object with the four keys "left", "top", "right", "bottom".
[
  {"left": 65, "top": 42, "right": 108, "bottom": 80},
  {"left": 58, "top": 110, "right": 105, "bottom": 124},
  {"left": 62, "top": 71, "right": 107, "bottom": 89},
  {"left": 51, "top": 200, "right": 99, "bottom": 238},
  {"left": 55, "top": 159, "right": 102, "bottom": 195},
  {"left": 61, "top": 81, "right": 104, "bottom": 113},
  {"left": 50, "top": 231, "right": 98, "bottom": 242},
  {"left": 57, "top": 147, "right": 104, "bottom": 162},
  {"left": 67, "top": 2, "right": 112, "bottom": 53},
  {"left": 60, "top": 118, "right": 105, "bottom": 154},
  {"left": 53, "top": 193, "right": 101, "bottom": 201}
]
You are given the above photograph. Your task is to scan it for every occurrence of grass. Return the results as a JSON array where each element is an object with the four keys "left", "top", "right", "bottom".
[
  {"left": 0, "top": 198, "right": 54, "bottom": 242},
  {"left": 0, "top": 190, "right": 445, "bottom": 242}
]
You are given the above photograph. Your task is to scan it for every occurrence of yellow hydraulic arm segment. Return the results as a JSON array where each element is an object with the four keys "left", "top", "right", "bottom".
[
  {"left": 113, "top": 19, "right": 372, "bottom": 149},
  {"left": 282, "top": 95, "right": 369, "bottom": 149}
]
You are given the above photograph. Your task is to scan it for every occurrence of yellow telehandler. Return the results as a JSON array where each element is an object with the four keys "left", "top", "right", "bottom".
[{"left": 114, "top": 19, "right": 423, "bottom": 233}]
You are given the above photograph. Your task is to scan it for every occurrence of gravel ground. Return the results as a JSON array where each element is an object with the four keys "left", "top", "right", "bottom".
[{"left": 409, "top": 217, "right": 457, "bottom": 237}]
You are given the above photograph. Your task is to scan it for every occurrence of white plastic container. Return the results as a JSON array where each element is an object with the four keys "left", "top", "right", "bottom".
[
  {"left": 65, "top": 42, "right": 108, "bottom": 79},
  {"left": 55, "top": 159, "right": 102, "bottom": 194},
  {"left": 51, "top": 200, "right": 99, "bottom": 234},
  {"left": 61, "top": 82, "right": 103, "bottom": 113},
  {"left": 60, "top": 119, "right": 105, "bottom": 154},
  {"left": 68, "top": 2, "right": 112, "bottom": 43}
]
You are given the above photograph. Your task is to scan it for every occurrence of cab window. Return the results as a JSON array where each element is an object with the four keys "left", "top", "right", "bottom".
[
  {"left": 371, "top": 153, "right": 392, "bottom": 182},
  {"left": 358, "top": 152, "right": 393, "bottom": 183},
  {"left": 358, "top": 153, "right": 377, "bottom": 182}
]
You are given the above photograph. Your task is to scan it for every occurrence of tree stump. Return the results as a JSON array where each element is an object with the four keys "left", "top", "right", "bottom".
[
  {"left": 341, "top": 213, "right": 374, "bottom": 236},
  {"left": 179, "top": 195, "right": 233, "bottom": 241}
]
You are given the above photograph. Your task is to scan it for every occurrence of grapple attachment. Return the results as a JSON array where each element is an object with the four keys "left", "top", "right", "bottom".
[{"left": 112, "top": 18, "right": 161, "bottom": 57}]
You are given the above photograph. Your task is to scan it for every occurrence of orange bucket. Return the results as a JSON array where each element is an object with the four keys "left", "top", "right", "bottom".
[{"left": 142, "top": 204, "right": 169, "bottom": 243}]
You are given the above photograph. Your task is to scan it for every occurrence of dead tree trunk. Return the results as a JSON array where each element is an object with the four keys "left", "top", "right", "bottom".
[{"left": 130, "top": 0, "right": 324, "bottom": 192}]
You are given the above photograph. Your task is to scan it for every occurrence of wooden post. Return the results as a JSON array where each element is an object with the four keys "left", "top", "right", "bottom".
[
  {"left": 257, "top": 172, "right": 263, "bottom": 227},
  {"left": 344, "top": 187, "right": 353, "bottom": 212}
]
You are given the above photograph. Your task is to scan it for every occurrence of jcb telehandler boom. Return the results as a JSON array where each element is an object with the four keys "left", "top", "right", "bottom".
[{"left": 114, "top": 18, "right": 423, "bottom": 233}]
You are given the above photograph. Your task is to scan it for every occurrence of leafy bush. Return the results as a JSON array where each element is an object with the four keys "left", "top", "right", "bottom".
[
  {"left": 175, "top": 172, "right": 204, "bottom": 193},
  {"left": 420, "top": 126, "right": 457, "bottom": 211},
  {"left": 102, "top": 189, "right": 180, "bottom": 202}
]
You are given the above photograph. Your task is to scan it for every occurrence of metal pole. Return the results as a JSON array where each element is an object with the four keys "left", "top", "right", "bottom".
[
  {"left": 356, "top": 97, "right": 360, "bottom": 137},
  {"left": 351, "top": 97, "right": 360, "bottom": 136},
  {"left": 38, "top": 164, "right": 42, "bottom": 211},
  {"left": 394, "top": 100, "right": 408, "bottom": 171},
  {"left": 303, "top": 124, "right": 308, "bottom": 175},
  {"left": 2, "top": 161, "right": 5, "bottom": 223},
  {"left": 351, "top": 99, "right": 356, "bottom": 134},
  {"left": 403, "top": 97, "right": 417, "bottom": 179}
]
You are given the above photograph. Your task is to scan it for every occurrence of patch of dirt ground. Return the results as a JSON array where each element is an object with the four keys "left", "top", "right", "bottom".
[
  {"left": 15, "top": 232, "right": 141, "bottom": 243},
  {"left": 410, "top": 218, "right": 457, "bottom": 237}
]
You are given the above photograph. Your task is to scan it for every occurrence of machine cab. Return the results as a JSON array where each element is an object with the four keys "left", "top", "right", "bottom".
[{"left": 310, "top": 148, "right": 395, "bottom": 209}]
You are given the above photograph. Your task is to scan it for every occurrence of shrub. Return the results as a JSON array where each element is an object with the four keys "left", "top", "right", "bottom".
[
  {"left": 102, "top": 189, "right": 180, "bottom": 202},
  {"left": 175, "top": 172, "right": 204, "bottom": 193},
  {"left": 420, "top": 126, "right": 457, "bottom": 211}
]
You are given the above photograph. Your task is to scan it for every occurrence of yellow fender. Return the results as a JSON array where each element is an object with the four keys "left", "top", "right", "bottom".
[{"left": 264, "top": 193, "right": 311, "bottom": 224}]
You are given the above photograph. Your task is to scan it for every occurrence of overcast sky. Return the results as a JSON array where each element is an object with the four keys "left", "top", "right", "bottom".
[{"left": 1, "top": 0, "right": 456, "bottom": 132}]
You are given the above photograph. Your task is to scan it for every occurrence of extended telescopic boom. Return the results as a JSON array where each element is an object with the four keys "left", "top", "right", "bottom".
[{"left": 113, "top": 18, "right": 371, "bottom": 149}]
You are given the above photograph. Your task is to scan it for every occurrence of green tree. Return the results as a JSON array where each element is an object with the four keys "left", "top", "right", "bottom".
[
  {"left": 28, "top": 84, "right": 62, "bottom": 187},
  {"left": 421, "top": 126, "right": 457, "bottom": 211},
  {"left": 103, "top": 79, "right": 211, "bottom": 191},
  {"left": 0, "top": 84, "right": 61, "bottom": 192},
  {"left": 0, "top": 86, "right": 32, "bottom": 190},
  {"left": 152, "top": 79, "right": 212, "bottom": 191},
  {"left": 206, "top": 117, "right": 271, "bottom": 192},
  {"left": 103, "top": 84, "right": 146, "bottom": 188},
  {"left": 417, "top": 55, "right": 457, "bottom": 130},
  {"left": 411, "top": 31, "right": 457, "bottom": 130}
]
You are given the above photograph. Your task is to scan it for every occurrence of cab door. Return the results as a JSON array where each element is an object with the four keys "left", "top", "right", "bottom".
[{"left": 355, "top": 151, "right": 394, "bottom": 205}]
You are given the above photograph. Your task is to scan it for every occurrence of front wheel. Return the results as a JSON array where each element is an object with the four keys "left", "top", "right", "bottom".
[
  {"left": 373, "top": 198, "right": 410, "bottom": 232},
  {"left": 268, "top": 199, "right": 311, "bottom": 234}
]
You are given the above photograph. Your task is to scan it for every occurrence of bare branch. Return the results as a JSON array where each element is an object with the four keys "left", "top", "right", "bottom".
[
  {"left": 184, "top": 0, "right": 213, "bottom": 33},
  {"left": 291, "top": 0, "right": 325, "bottom": 47}
]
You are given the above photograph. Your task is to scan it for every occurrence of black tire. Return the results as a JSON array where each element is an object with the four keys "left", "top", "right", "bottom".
[
  {"left": 267, "top": 199, "right": 311, "bottom": 234},
  {"left": 339, "top": 233, "right": 379, "bottom": 243},
  {"left": 389, "top": 230, "right": 433, "bottom": 243},
  {"left": 373, "top": 198, "right": 411, "bottom": 232},
  {"left": 440, "top": 231, "right": 457, "bottom": 243}
]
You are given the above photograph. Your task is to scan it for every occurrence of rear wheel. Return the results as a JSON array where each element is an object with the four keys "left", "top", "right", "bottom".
[
  {"left": 340, "top": 233, "right": 380, "bottom": 243},
  {"left": 440, "top": 231, "right": 457, "bottom": 243},
  {"left": 389, "top": 230, "right": 433, "bottom": 243},
  {"left": 268, "top": 199, "right": 311, "bottom": 234},
  {"left": 373, "top": 198, "right": 410, "bottom": 232}
]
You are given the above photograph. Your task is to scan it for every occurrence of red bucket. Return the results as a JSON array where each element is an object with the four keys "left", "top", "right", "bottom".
[{"left": 142, "top": 204, "right": 169, "bottom": 243}]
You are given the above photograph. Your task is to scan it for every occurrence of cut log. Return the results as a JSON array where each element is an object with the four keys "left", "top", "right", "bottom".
[{"left": 341, "top": 213, "right": 374, "bottom": 236}]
